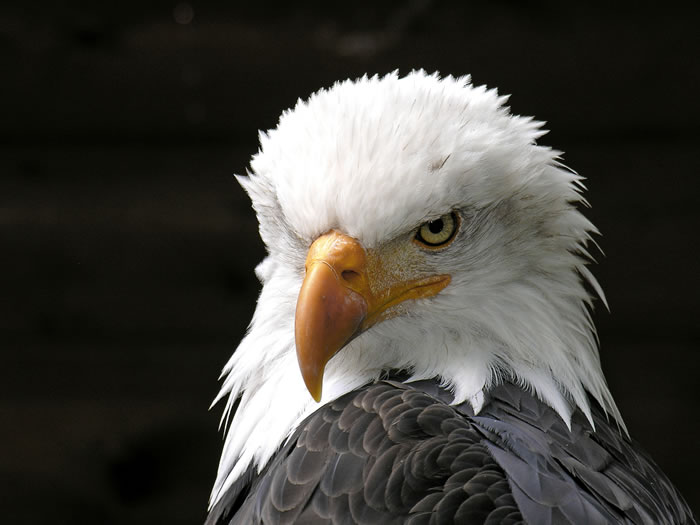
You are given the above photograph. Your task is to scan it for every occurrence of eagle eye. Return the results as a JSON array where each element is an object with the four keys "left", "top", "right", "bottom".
[{"left": 414, "top": 212, "right": 459, "bottom": 248}]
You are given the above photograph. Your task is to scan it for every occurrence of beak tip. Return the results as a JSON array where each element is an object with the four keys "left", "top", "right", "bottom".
[{"left": 303, "top": 375, "right": 323, "bottom": 402}]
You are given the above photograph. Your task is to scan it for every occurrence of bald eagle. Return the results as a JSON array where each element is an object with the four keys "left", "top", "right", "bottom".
[{"left": 206, "top": 72, "right": 694, "bottom": 524}]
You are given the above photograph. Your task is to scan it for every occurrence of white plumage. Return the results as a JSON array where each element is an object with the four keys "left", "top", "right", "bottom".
[{"left": 209, "top": 70, "right": 623, "bottom": 508}]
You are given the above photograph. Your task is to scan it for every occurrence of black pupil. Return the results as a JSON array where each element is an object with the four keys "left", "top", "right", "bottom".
[{"left": 428, "top": 219, "right": 444, "bottom": 234}]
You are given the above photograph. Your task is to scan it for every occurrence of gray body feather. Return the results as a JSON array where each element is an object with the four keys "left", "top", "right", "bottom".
[{"left": 206, "top": 380, "right": 695, "bottom": 525}]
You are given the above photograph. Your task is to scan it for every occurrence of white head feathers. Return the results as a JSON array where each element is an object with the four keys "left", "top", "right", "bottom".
[{"left": 209, "top": 70, "right": 623, "bottom": 507}]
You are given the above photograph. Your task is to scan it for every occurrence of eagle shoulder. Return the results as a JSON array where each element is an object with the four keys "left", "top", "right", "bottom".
[
  {"left": 207, "top": 380, "right": 696, "bottom": 525},
  {"left": 208, "top": 380, "right": 522, "bottom": 524}
]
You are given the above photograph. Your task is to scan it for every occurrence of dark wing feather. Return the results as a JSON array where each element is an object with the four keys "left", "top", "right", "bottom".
[
  {"left": 208, "top": 381, "right": 522, "bottom": 524},
  {"left": 207, "top": 380, "right": 696, "bottom": 525},
  {"left": 470, "top": 383, "right": 695, "bottom": 525}
]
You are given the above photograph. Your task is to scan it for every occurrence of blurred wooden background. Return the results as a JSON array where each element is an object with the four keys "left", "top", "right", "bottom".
[{"left": 2, "top": 2, "right": 698, "bottom": 523}]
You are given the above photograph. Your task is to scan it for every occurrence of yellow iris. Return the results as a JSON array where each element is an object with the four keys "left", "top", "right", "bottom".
[{"left": 414, "top": 212, "right": 459, "bottom": 248}]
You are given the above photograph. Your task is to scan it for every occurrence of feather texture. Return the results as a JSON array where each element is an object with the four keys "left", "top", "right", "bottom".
[
  {"left": 206, "top": 71, "right": 694, "bottom": 523},
  {"left": 210, "top": 72, "right": 626, "bottom": 503},
  {"left": 207, "top": 380, "right": 694, "bottom": 524}
]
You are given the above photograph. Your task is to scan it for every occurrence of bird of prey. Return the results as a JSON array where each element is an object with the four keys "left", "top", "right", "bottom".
[{"left": 205, "top": 71, "right": 695, "bottom": 524}]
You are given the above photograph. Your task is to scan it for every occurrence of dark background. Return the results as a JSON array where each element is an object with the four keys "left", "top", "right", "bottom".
[{"left": 2, "top": 1, "right": 698, "bottom": 523}]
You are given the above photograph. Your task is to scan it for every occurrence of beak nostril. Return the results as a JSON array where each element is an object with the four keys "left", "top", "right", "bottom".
[{"left": 341, "top": 269, "right": 361, "bottom": 285}]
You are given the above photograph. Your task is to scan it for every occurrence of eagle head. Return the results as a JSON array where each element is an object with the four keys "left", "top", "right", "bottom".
[{"left": 209, "top": 70, "right": 622, "bottom": 506}]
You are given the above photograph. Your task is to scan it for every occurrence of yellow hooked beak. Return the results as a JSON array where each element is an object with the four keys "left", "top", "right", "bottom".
[{"left": 294, "top": 230, "right": 450, "bottom": 401}]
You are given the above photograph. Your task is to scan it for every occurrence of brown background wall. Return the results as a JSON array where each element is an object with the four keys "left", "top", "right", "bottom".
[{"left": 2, "top": 2, "right": 698, "bottom": 523}]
